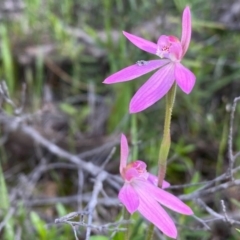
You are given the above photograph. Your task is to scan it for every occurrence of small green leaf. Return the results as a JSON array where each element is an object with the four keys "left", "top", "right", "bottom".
[
  {"left": 56, "top": 203, "right": 68, "bottom": 216},
  {"left": 0, "top": 163, "right": 9, "bottom": 209},
  {"left": 90, "top": 236, "right": 108, "bottom": 240},
  {"left": 30, "top": 211, "right": 48, "bottom": 239},
  {"left": 59, "top": 103, "right": 78, "bottom": 115}
]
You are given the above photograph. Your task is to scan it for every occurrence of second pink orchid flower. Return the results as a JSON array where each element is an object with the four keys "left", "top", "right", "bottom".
[
  {"left": 119, "top": 134, "right": 193, "bottom": 239},
  {"left": 103, "top": 6, "right": 196, "bottom": 113}
]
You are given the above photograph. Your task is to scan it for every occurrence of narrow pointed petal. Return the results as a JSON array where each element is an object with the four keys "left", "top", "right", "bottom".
[
  {"left": 175, "top": 63, "right": 196, "bottom": 94},
  {"left": 130, "top": 63, "right": 175, "bottom": 113},
  {"left": 123, "top": 31, "right": 157, "bottom": 54},
  {"left": 120, "top": 134, "right": 129, "bottom": 176},
  {"left": 138, "top": 191, "right": 177, "bottom": 238},
  {"left": 134, "top": 178, "right": 193, "bottom": 215},
  {"left": 118, "top": 183, "right": 139, "bottom": 214},
  {"left": 103, "top": 60, "right": 169, "bottom": 84},
  {"left": 147, "top": 174, "right": 170, "bottom": 189},
  {"left": 181, "top": 6, "right": 192, "bottom": 57}
]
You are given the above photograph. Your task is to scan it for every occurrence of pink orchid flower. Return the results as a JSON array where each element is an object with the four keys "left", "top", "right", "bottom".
[
  {"left": 103, "top": 6, "right": 195, "bottom": 113},
  {"left": 118, "top": 134, "right": 193, "bottom": 239}
]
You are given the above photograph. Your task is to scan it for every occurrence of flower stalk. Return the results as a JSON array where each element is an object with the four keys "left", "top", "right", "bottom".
[
  {"left": 146, "top": 83, "right": 177, "bottom": 240},
  {"left": 158, "top": 83, "right": 177, "bottom": 187},
  {"left": 123, "top": 207, "right": 131, "bottom": 240},
  {"left": 146, "top": 223, "right": 155, "bottom": 240},
  {"left": 131, "top": 114, "right": 138, "bottom": 160}
]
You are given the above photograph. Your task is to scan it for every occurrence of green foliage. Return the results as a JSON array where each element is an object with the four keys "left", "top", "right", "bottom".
[
  {"left": 0, "top": 164, "right": 15, "bottom": 240},
  {"left": 231, "top": 199, "right": 240, "bottom": 208},
  {"left": 60, "top": 103, "right": 78, "bottom": 116},
  {"left": 0, "top": 164, "right": 9, "bottom": 209},
  {"left": 90, "top": 236, "right": 108, "bottom": 240},
  {"left": 0, "top": 25, "right": 15, "bottom": 93},
  {"left": 30, "top": 211, "right": 48, "bottom": 239},
  {"left": 29, "top": 210, "right": 71, "bottom": 240}
]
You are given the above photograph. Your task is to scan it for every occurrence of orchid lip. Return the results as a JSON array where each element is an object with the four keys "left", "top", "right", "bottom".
[{"left": 156, "top": 50, "right": 164, "bottom": 58}]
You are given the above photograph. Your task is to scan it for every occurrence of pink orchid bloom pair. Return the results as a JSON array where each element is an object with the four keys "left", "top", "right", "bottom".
[
  {"left": 118, "top": 134, "right": 193, "bottom": 239},
  {"left": 103, "top": 6, "right": 196, "bottom": 113}
]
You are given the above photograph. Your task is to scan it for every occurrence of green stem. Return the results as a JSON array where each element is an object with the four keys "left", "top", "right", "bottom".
[
  {"left": 146, "top": 223, "right": 155, "bottom": 240},
  {"left": 158, "top": 83, "right": 177, "bottom": 187},
  {"left": 215, "top": 114, "right": 228, "bottom": 205},
  {"left": 131, "top": 114, "right": 138, "bottom": 160},
  {"left": 123, "top": 207, "right": 131, "bottom": 240},
  {"left": 145, "top": 83, "right": 177, "bottom": 240}
]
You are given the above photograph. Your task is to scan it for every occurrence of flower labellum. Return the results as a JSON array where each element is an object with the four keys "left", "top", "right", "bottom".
[
  {"left": 118, "top": 134, "right": 193, "bottom": 239},
  {"left": 103, "top": 6, "right": 196, "bottom": 113}
]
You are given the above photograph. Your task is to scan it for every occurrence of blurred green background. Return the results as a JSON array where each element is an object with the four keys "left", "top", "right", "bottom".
[{"left": 0, "top": 0, "right": 240, "bottom": 239}]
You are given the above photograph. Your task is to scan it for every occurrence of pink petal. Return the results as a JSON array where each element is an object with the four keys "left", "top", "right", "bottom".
[
  {"left": 175, "top": 63, "right": 196, "bottom": 94},
  {"left": 169, "top": 41, "right": 183, "bottom": 61},
  {"left": 137, "top": 189, "right": 177, "bottom": 238},
  {"left": 157, "top": 35, "right": 170, "bottom": 46},
  {"left": 130, "top": 63, "right": 175, "bottom": 113},
  {"left": 181, "top": 6, "right": 192, "bottom": 57},
  {"left": 118, "top": 183, "right": 139, "bottom": 214},
  {"left": 120, "top": 134, "right": 129, "bottom": 177},
  {"left": 134, "top": 178, "right": 193, "bottom": 215},
  {"left": 123, "top": 31, "right": 157, "bottom": 55},
  {"left": 147, "top": 174, "right": 170, "bottom": 189},
  {"left": 163, "top": 180, "right": 170, "bottom": 189},
  {"left": 103, "top": 60, "right": 169, "bottom": 84}
]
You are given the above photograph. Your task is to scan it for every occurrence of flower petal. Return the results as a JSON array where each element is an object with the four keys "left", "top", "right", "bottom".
[
  {"left": 118, "top": 183, "right": 139, "bottom": 214},
  {"left": 175, "top": 63, "right": 196, "bottom": 94},
  {"left": 163, "top": 180, "right": 170, "bottom": 189},
  {"left": 147, "top": 173, "right": 170, "bottom": 189},
  {"left": 103, "top": 60, "right": 169, "bottom": 84},
  {"left": 138, "top": 189, "right": 177, "bottom": 238},
  {"left": 169, "top": 41, "right": 183, "bottom": 61},
  {"left": 181, "top": 6, "right": 192, "bottom": 57},
  {"left": 134, "top": 178, "right": 193, "bottom": 215},
  {"left": 120, "top": 134, "right": 129, "bottom": 177},
  {"left": 130, "top": 63, "right": 175, "bottom": 113},
  {"left": 123, "top": 31, "right": 157, "bottom": 55}
]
